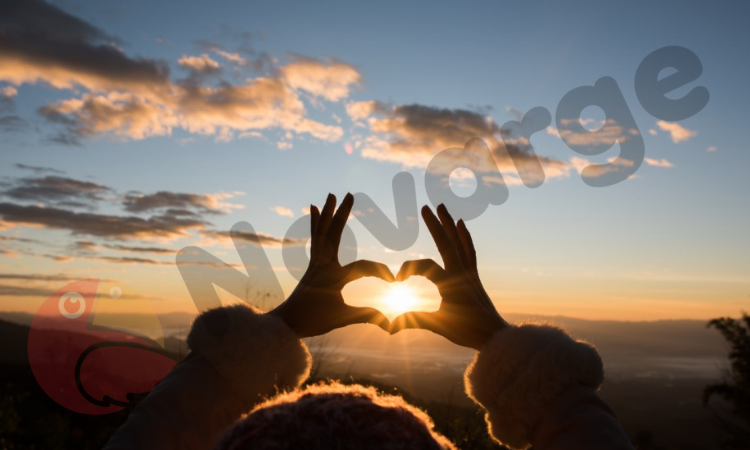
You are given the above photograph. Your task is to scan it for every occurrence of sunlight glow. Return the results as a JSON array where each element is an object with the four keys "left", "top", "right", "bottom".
[{"left": 382, "top": 285, "right": 418, "bottom": 315}]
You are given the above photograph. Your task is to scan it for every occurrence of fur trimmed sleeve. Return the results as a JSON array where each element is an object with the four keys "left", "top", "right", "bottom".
[
  {"left": 104, "top": 304, "right": 311, "bottom": 450},
  {"left": 464, "top": 323, "right": 633, "bottom": 450},
  {"left": 187, "top": 303, "right": 312, "bottom": 401}
]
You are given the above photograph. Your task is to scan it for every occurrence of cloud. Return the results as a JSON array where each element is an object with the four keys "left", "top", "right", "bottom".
[
  {"left": 656, "top": 120, "right": 696, "bottom": 143},
  {"left": 1, "top": 1, "right": 359, "bottom": 146},
  {"left": 0, "top": 273, "right": 77, "bottom": 282},
  {"left": 569, "top": 156, "right": 636, "bottom": 178},
  {"left": 178, "top": 54, "right": 221, "bottom": 74},
  {"left": 1, "top": 86, "right": 17, "bottom": 98},
  {"left": 15, "top": 163, "right": 65, "bottom": 174},
  {"left": 1, "top": 85, "right": 17, "bottom": 110},
  {"left": 42, "top": 254, "right": 73, "bottom": 263},
  {"left": 39, "top": 92, "right": 177, "bottom": 141},
  {"left": 0, "top": 0, "right": 170, "bottom": 94},
  {"left": 346, "top": 100, "right": 381, "bottom": 121},
  {"left": 123, "top": 190, "right": 244, "bottom": 214},
  {"left": 707, "top": 146, "right": 718, "bottom": 152},
  {"left": 103, "top": 243, "right": 173, "bottom": 254},
  {"left": 281, "top": 57, "right": 361, "bottom": 102},
  {"left": 271, "top": 206, "right": 294, "bottom": 218},
  {"left": 644, "top": 157, "right": 674, "bottom": 168},
  {"left": 0, "top": 115, "right": 28, "bottom": 132},
  {"left": 0, "top": 249, "right": 18, "bottom": 258},
  {"left": 353, "top": 102, "right": 568, "bottom": 181},
  {"left": 212, "top": 49, "right": 247, "bottom": 66},
  {"left": 1, "top": 175, "right": 111, "bottom": 207},
  {"left": 554, "top": 118, "right": 639, "bottom": 147},
  {"left": 72, "top": 240, "right": 98, "bottom": 252},
  {"left": 200, "top": 230, "right": 305, "bottom": 248},
  {"left": 0, "top": 284, "right": 58, "bottom": 297},
  {"left": 88, "top": 255, "right": 169, "bottom": 265},
  {"left": 0, "top": 234, "right": 41, "bottom": 244},
  {"left": 0, "top": 202, "right": 208, "bottom": 240},
  {"left": 0, "top": 283, "right": 143, "bottom": 298}
]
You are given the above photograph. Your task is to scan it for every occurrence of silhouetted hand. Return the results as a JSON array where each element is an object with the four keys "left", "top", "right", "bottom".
[
  {"left": 389, "top": 204, "right": 509, "bottom": 350},
  {"left": 269, "top": 193, "right": 394, "bottom": 338}
]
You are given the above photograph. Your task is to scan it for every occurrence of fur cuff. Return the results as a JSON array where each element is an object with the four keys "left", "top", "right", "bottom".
[
  {"left": 464, "top": 323, "right": 604, "bottom": 450},
  {"left": 187, "top": 304, "right": 311, "bottom": 401}
]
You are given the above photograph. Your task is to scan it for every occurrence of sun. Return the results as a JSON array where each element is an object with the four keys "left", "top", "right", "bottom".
[{"left": 382, "top": 285, "right": 418, "bottom": 315}]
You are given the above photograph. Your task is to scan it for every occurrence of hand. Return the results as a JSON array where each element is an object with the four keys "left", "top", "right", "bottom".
[
  {"left": 269, "top": 193, "right": 394, "bottom": 338},
  {"left": 389, "top": 204, "right": 508, "bottom": 350}
]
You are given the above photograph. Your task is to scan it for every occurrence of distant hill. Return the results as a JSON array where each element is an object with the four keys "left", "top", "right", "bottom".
[{"left": 1, "top": 310, "right": 729, "bottom": 379}]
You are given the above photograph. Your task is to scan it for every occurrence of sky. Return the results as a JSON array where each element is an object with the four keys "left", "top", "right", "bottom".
[{"left": 0, "top": 0, "right": 748, "bottom": 321}]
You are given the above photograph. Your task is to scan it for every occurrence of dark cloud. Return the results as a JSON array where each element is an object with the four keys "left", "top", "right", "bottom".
[
  {"left": 90, "top": 255, "right": 168, "bottom": 265},
  {"left": 0, "top": 202, "right": 208, "bottom": 239},
  {"left": 0, "top": 284, "right": 56, "bottom": 297},
  {"left": 354, "top": 102, "right": 569, "bottom": 181},
  {"left": 46, "top": 131, "right": 82, "bottom": 146},
  {"left": 72, "top": 240, "right": 98, "bottom": 252},
  {"left": 123, "top": 191, "right": 230, "bottom": 214},
  {"left": 0, "top": 234, "right": 41, "bottom": 244},
  {"left": 0, "top": 273, "right": 76, "bottom": 282},
  {"left": 164, "top": 208, "right": 201, "bottom": 217},
  {"left": 103, "top": 244, "right": 174, "bottom": 254},
  {"left": 0, "top": 0, "right": 170, "bottom": 93},
  {"left": 0, "top": 283, "right": 140, "bottom": 299},
  {"left": 42, "top": 254, "right": 73, "bottom": 263},
  {"left": 0, "top": 115, "right": 28, "bottom": 132},
  {"left": 2, "top": 175, "right": 111, "bottom": 207},
  {"left": 201, "top": 229, "right": 305, "bottom": 248},
  {"left": 15, "top": 163, "right": 65, "bottom": 175}
]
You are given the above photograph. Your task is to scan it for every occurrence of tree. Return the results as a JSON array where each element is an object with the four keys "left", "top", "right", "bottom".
[{"left": 704, "top": 313, "right": 750, "bottom": 449}]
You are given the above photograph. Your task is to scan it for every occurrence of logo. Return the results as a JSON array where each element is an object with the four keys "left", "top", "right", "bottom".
[{"left": 27, "top": 279, "right": 177, "bottom": 415}]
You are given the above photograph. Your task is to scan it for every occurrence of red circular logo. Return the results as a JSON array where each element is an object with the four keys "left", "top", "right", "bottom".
[{"left": 27, "top": 279, "right": 178, "bottom": 414}]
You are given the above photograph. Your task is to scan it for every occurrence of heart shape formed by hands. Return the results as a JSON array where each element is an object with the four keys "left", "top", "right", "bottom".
[{"left": 270, "top": 193, "right": 508, "bottom": 351}]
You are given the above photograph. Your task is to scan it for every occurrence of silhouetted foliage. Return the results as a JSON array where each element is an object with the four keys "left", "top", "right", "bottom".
[{"left": 704, "top": 313, "right": 750, "bottom": 449}]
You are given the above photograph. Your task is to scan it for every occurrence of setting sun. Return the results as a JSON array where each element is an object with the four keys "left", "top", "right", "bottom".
[{"left": 382, "top": 285, "right": 418, "bottom": 315}]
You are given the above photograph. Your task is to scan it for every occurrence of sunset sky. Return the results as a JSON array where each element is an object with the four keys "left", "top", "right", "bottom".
[{"left": 1, "top": 0, "right": 748, "bottom": 321}]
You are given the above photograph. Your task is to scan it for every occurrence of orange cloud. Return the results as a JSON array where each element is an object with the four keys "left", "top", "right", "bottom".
[
  {"left": 281, "top": 57, "right": 361, "bottom": 102},
  {"left": 178, "top": 54, "right": 221, "bottom": 73},
  {"left": 656, "top": 120, "right": 696, "bottom": 143},
  {"left": 271, "top": 206, "right": 294, "bottom": 218},
  {"left": 644, "top": 157, "right": 674, "bottom": 168}
]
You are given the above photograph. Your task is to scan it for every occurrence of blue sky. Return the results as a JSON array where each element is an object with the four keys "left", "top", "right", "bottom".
[{"left": 0, "top": 0, "right": 747, "bottom": 320}]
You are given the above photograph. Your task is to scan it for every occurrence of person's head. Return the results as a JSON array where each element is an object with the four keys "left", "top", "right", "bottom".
[{"left": 215, "top": 381, "right": 456, "bottom": 450}]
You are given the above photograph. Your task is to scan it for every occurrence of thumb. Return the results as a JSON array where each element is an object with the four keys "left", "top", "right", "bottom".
[
  {"left": 337, "top": 305, "right": 390, "bottom": 332},
  {"left": 389, "top": 311, "right": 442, "bottom": 335}
]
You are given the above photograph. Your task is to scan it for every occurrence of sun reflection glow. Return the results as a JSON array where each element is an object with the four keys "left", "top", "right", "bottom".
[{"left": 382, "top": 285, "right": 418, "bottom": 315}]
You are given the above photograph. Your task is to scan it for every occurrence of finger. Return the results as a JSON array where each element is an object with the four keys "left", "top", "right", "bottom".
[
  {"left": 421, "top": 205, "right": 460, "bottom": 270},
  {"left": 314, "top": 194, "right": 337, "bottom": 262},
  {"left": 341, "top": 260, "right": 395, "bottom": 283},
  {"left": 456, "top": 219, "right": 478, "bottom": 275},
  {"left": 309, "top": 205, "right": 320, "bottom": 260},
  {"left": 389, "top": 311, "right": 442, "bottom": 335},
  {"left": 338, "top": 305, "right": 390, "bottom": 332},
  {"left": 396, "top": 259, "right": 445, "bottom": 284},
  {"left": 315, "top": 194, "right": 336, "bottom": 239},
  {"left": 437, "top": 204, "right": 471, "bottom": 270},
  {"left": 328, "top": 192, "right": 353, "bottom": 253},
  {"left": 456, "top": 219, "right": 494, "bottom": 310}
]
